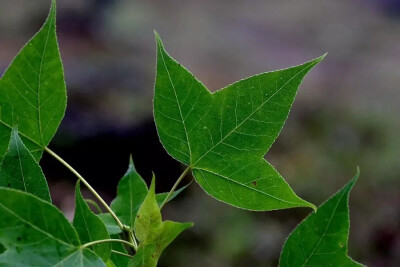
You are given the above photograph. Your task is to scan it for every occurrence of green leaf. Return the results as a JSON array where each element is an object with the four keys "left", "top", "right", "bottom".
[
  {"left": 110, "top": 157, "right": 148, "bottom": 228},
  {"left": 279, "top": 169, "right": 364, "bottom": 266},
  {"left": 73, "top": 181, "right": 111, "bottom": 262},
  {"left": 0, "top": 128, "right": 51, "bottom": 202},
  {"left": 153, "top": 33, "right": 323, "bottom": 211},
  {"left": 98, "top": 213, "right": 123, "bottom": 235},
  {"left": 0, "top": 0, "right": 66, "bottom": 162},
  {"left": 0, "top": 188, "right": 105, "bottom": 266},
  {"left": 155, "top": 181, "right": 191, "bottom": 207},
  {"left": 130, "top": 178, "right": 193, "bottom": 267}
]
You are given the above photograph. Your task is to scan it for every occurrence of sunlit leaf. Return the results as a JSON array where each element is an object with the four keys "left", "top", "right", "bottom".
[{"left": 154, "top": 33, "right": 323, "bottom": 211}]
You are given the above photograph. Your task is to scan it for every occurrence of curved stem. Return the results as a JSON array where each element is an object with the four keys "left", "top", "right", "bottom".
[
  {"left": 111, "top": 250, "right": 132, "bottom": 258},
  {"left": 160, "top": 166, "right": 191, "bottom": 210},
  {"left": 129, "top": 231, "right": 138, "bottom": 251},
  {"left": 44, "top": 147, "right": 125, "bottom": 231},
  {"left": 84, "top": 199, "right": 102, "bottom": 214},
  {"left": 81, "top": 239, "right": 135, "bottom": 250}
]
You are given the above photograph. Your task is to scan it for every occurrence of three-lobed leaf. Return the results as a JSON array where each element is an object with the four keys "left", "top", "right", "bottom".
[
  {"left": 279, "top": 170, "right": 364, "bottom": 266},
  {"left": 154, "top": 33, "right": 324, "bottom": 211},
  {"left": 0, "top": 188, "right": 105, "bottom": 266},
  {"left": 130, "top": 178, "right": 193, "bottom": 267},
  {"left": 0, "top": 0, "right": 66, "bottom": 162},
  {"left": 0, "top": 128, "right": 51, "bottom": 202},
  {"left": 73, "top": 181, "right": 111, "bottom": 263}
]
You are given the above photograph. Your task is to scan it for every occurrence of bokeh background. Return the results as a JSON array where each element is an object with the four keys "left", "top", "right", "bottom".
[{"left": 1, "top": 0, "right": 399, "bottom": 266}]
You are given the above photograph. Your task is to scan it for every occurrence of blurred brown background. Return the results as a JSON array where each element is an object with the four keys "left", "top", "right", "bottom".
[{"left": 1, "top": 0, "right": 399, "bottom": 266}]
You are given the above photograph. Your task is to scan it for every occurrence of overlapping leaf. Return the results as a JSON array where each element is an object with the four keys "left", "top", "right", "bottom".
[
  {"left": 279, "top": 170, "right": 364, "bottom": 266},
  {"left": 129, "top": 178, "right": 193, "bottom": 267},
  {"left": 108, "top": 157, "right": 191, "bottom": 231},
  {"left": 73, "top": 181, "right": 111, "bottom": 262},
  {"left": 154, "top": 33, "right": 324, "bottom": 211},
  {"left": 0, "top": 0, "right": 66, "bottom": 162},
  {"left": 0, "top": 128, "right": 51, "bottom": 202},
  {"left": 0, "top": 188, "right": 105, "bottom": 266}
]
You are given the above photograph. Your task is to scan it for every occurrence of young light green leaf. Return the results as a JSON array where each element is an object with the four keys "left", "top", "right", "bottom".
[
  {"left": 98, "top": 213, "right": 123, "bottom": 235},
  {"left": 0, "top": 0, "right": 66, "bottom": 162},
  {"left": 110, "top": 157, "right": 148, "bottom": 228},
  {"left": 0, "top": 188, "right": 105, "bottom": 266},
  {"left": 279, "top": 169, "right": 364, "bottom": 266},
  {"left": 154, "top": 33, "right": 323, "bottom": 211},
  {"left": 73, "top": 181, "right": 111, "bottom": 263},
  {"left": 130, "top": 178, "right": 193, "bottom": 267},
  {"left": 0, "top": 128, "right": 51, "bottom": 202}
]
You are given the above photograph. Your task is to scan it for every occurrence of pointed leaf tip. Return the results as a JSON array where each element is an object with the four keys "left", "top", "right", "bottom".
[
  {"left": 149, "top": 174, "right": 156, "bottom": 193},
  {"left": 154, "top": 38, "right": 323, "bottom": 211},
  {"left": 280, "top": 173, "right": 363, "bottom": 266}
]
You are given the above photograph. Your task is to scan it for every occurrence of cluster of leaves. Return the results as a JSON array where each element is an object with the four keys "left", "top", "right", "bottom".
[{"left": 0, "top": 1, "right": 365, "bottom": 266}]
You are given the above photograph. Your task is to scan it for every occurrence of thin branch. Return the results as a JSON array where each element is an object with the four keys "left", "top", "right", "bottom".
[
  {"left": 111, "top": 249, "right": 132, "bottom": 258},
  {"left": 160, "top": 166, "right": 191, "bottom": 209},
  {"left": 84, "top": 199, "right": 102, "bottom": 214},
  {"left": 129, "top": 231, "right": 138, "bottom": 251},
  {"left": 81, "top": 239, "right": 135, "bottom": 250},
  {"left": 44, "top": 147, "right": 125, "bottom": 231}
]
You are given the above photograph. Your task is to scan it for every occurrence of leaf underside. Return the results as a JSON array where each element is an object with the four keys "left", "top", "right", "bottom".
[
  {"left": 0, "top": 0, "right": 66, "bottom": 162},
  {"left": 130, "top": 178, "right": 193, "bottom": 267},
  {"left": 0, "top": 188, "right": 105, "bottom": 266},
  {"left": 279, "top": 170, "right": 364, "bottom": 267},
  {"left": 0, "top": 128, "right": 51, "bottom": 202},
  {"left": 154, "top": 33, "right": 324, "bottom": 211}
]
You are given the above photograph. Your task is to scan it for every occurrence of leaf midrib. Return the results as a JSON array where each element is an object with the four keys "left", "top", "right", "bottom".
[
  {"left": 0, "top": 201, "right": 74, "bottom": 248},
  {"left": 301, "top": 189, "right": 347, "bottom": 266},
  {"left": 191, "top": 63, "right": 314, "bottom": 167},
  {"left": 0, "top": 120, "right": 43, "bottom": 148},
  {"left": 36, "top": 7, "right": 55, "bottom": 145},
  {"left": 157, "top": 43, "right": 192, "bottom": 162},
  {"left": 0, "top": 8, "right": 55, "bottom": 150},
  {"left": 194, "top": 167, "right": 305, "bottom": 206}
]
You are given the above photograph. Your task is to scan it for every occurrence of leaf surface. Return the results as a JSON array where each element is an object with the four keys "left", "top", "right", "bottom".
[
  {"left": 129, "top": 178, "right": 193, "bottom": 267},
  {"left": 0, "top": 0, "right": 66, "bottom": 161},
  {"left": 98, "top": 213, "right": 123, "bottom": 235},
  {"left": 279, "top": 170, "right": 364, "bottom": 266},
  {"left": 0, "top": 128, "right": 51, "bottom": 202},
  {"left": 110, "top": 157, "right": 191, "bottom": 230},
  {"left": 110, "top": 157, "right": 148, "bottom": 228},
  {"left": 0, "top": 188, "right": 105, "bottom": 266},
  {"left": 73, "top": 181, "right": 111, "bottom": 262},
  {"left": 154, "top": 33, "right": 323, "bottom": 211}
]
